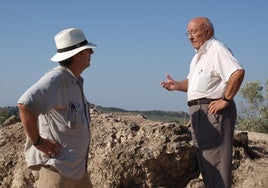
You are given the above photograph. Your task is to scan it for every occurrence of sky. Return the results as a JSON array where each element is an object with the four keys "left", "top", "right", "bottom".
[{"left": 1, "top": 1, "right": 267, "bottom": 112}]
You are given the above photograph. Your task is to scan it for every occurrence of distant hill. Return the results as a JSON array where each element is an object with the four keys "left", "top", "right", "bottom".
[
  {"left": 0, "top": 106, "right": 17, "bottom": 114},
  {"left": 0, "top": 106, "right": 18, "bottom": 125},
  {"left": 0, "top": 105, "right": 189, "bottom": 125},
  {"left": 93, "top": 105, "right": 189, "bottom": 123}
]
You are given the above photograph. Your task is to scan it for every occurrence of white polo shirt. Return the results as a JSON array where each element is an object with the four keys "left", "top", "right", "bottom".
[
  {"left": 18, "top": 65, "right": 91, "bottom": 180},
  {"left": 187, "top": 37, "right": 243, "bottom": 101}
]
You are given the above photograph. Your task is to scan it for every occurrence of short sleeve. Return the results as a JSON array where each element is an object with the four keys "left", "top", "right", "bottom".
[{"left": 18, "top": 70, "right": 65, "bottom": 116}]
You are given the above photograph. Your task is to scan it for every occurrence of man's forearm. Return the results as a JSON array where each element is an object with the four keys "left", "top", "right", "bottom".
[
  {"left": 18, "top": 103, "right": 40, "bottom": 144},
  {"left": 224, "top": 69, "right": 245, "bottom": 99},
  {"left": 176, "top": 79, "right": 188, "bottom": 92}
]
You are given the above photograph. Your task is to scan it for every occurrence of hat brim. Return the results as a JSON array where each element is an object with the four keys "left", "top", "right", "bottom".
[{"left": 50, "top": 42, "right": 96, "bottom": 62}]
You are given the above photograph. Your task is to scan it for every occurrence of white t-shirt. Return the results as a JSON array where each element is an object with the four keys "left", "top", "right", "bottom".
[{"left": 187, "top": 37, "right": 243, "bottom": 101}]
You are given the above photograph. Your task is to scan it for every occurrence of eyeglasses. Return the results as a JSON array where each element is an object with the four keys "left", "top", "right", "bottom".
[{"left": 185, "top": 28, "right": 203, "bottom": 38}]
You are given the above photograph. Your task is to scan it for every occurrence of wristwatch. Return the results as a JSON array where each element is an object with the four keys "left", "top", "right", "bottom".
[
  {"left": 33, "top": 136, "right": 43, "bottom": 146},
  {"left": 222, "top": 95, "right": 232, "bottom": 103}
]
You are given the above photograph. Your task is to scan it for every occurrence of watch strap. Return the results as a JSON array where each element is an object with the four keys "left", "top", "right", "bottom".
[
  {"left": 33, "top": 136, "right": 43, "bottom": 146},
  {"left": 222, "top": 95, "right": 232, "bottom": 102}
]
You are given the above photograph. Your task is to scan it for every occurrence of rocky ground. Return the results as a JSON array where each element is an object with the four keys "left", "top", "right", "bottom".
[{"left": 0, "top": 110, "right": 267, "bottom": 188}]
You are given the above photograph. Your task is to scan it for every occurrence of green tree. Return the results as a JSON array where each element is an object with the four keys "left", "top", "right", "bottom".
[
  {"left": 237, "top": 80, "right": 268, "bottom": 133},
  {"left": 0, "top": 110, "right": 9, "bottom": 125}
]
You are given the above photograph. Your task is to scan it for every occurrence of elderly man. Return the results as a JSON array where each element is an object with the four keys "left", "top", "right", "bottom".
[
  {"left": 161, "top": 17, "right": 245, "bottom": 188},
  {"left": 18, "top": 28, "right": 96, "bottom": 188}
]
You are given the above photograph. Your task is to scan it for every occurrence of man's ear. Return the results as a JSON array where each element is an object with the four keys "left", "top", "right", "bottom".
[{"left": 205, "top": 27, "right": 213, "bottom": 38}]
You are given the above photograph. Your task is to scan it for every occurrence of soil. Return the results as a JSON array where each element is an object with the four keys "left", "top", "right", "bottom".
[{"left": 0, "top": 111, "right": 267, "bottom": 188}]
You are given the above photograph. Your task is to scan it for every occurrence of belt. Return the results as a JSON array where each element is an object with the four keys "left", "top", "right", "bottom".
[
  {"left": 41, "top": 165, "right": 59, "bottom": 173},
  {"left": 187, "top": 98, "right": 219, "bottom": 106}
]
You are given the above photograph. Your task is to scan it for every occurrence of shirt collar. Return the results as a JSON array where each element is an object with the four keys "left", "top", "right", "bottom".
[{"left": 57, "top": 65, "right": 83, "bottom": 83}]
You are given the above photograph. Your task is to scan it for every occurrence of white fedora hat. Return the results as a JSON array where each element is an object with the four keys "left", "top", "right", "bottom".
[{"left": 51, "top": 28, "right": 97, "bottom": 62}]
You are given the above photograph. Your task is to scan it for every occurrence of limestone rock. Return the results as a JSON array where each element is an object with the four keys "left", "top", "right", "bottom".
[{"left": 0, "top": 110, "right": 267, "bottom": 188}]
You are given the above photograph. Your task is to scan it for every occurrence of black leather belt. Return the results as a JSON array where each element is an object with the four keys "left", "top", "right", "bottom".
[{"left": 187, "top": 98, "right": 219, "bottom": 106}]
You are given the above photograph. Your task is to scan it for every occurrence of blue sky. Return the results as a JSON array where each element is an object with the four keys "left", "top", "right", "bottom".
[{"left": 1, "top": 1, "right": 267, "bottom": 112}]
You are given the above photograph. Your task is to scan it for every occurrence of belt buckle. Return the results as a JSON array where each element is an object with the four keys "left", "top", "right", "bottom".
[{"left": 196, "top": 99, "right": 203, "bottom": 108}]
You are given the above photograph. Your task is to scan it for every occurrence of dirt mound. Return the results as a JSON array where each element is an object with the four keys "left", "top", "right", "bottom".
[{"left": 0, "top": 110, "right": 267, "bottom": 188}]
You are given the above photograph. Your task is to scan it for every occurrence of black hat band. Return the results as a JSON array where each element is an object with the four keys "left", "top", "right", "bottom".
[{"left": 57, "top": 40, "right": 88, "bottom": 53}]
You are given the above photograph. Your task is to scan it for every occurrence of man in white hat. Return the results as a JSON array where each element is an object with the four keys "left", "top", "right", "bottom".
[{"left": 18, "top": 28, "right": 96, "bottom": 188}]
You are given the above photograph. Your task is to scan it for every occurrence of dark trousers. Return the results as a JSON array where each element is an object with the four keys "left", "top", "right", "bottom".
[{"left": 189, "top": 102, "right": 236, "bottom": 188}]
